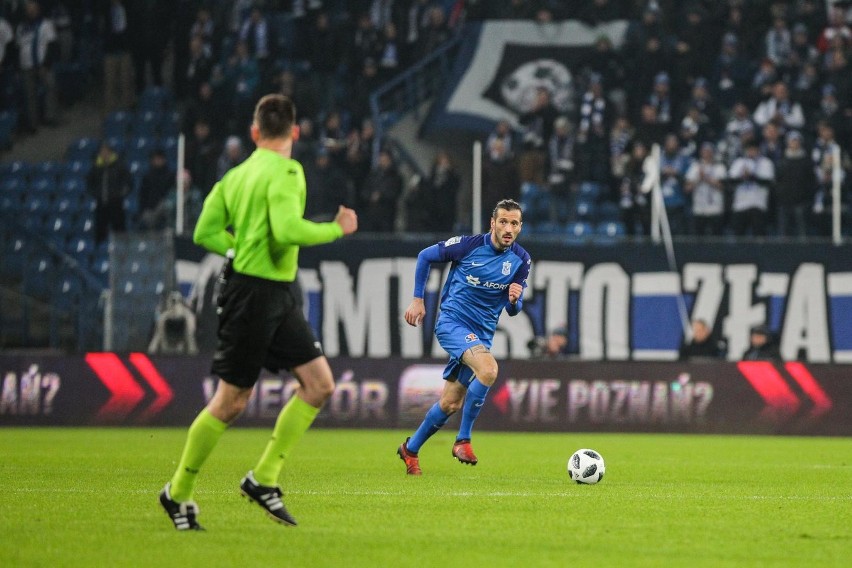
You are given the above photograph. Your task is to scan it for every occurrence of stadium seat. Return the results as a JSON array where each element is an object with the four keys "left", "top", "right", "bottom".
[
  {"left": 59, "top": 177, "right": 85, "bottom": 197},
  {"left": 595, "top": 221, "right": 627, "bottom": 243},
  {"left": 24, "top": 255, "right": 54, "bottom": 299},
  {"left": 127, "top": 136, "right": 156, "bottom": 163},
  {"left": 28, "top": 174, "right": 56, "bottom": 198},
  {"left": 579, "top": 182, "right": 603, "bottom": 200},
  {"left": 159, "top": 111, "right": 181, "bottom": 137},
  {"left": 137, "top": 86, "right": 172, "bottom": 112},
  {"left": 132, "top": 110, "right": 161, "bottom": 137},
  {"left": 62, "top": 160, "right": 92, "bottom": 180},
  {"left": 103, "top": 110, "right": 132, "bottom": 138},
  {"left": 104, "top": 135, "right": 126, "bottom": 156},
  {"left": 34, "top": 160, "right": 63, "bottom": 179},
  {"left": 564, "top": 221, "right": 594, "bottom": 244},
  {"left": 1, "top": 176, "right": 26, "bottom": 196},
  {"left": 575, "top": 198, "right": 598, "bottom": 222},
  {"left": 66, "top": 137, "right": 100, "bottom": 161},
  {"left": 597, "top": 200, "right": 621, "bottom": 223},
  {"left": 55, "top": 274, "right": 82, "bottom": 310},
  {"left": 0, "top": 160, "right": 30, "bottom": 180}
]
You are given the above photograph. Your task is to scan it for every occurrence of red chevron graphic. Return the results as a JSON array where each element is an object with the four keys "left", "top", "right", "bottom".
[
  {"left": 129, "top": 353, "right": 174, "bottom": 421},
  {"left": 492, "top": 384, "right": 510, "bottom": 413},
  {"left": 783, "top": 362, "right": 833, "bottom": 418},
  {"left": 736, "top": 361, "right": 801, "bottom": 420},
  {"left": 86, "top": 353, "right": 146, "bottom": 421}
]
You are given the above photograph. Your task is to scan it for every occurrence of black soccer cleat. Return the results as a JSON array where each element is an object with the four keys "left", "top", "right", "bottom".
[
  {"left": 239, "top": 471, "right": 297, "bottom": 526},
  {"left": 159, "top": 483, "right": 204, "bottom": 531}
]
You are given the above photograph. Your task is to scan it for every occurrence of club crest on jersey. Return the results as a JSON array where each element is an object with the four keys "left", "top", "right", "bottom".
[
  {"left": 464, "top": 333, "right": 479, "bottom": 343},
  {"left": 502, "top": 261, "right": 512, "bottom": 275}
]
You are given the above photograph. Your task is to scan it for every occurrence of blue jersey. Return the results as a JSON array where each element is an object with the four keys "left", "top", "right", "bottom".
[{"left": 414, "top": 233, "right": 531, "bottom": 345}]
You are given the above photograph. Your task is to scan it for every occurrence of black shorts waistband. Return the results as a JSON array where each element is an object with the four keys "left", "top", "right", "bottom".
[{"left": 231, "top": 271, "right": 296, "bottom": 289}]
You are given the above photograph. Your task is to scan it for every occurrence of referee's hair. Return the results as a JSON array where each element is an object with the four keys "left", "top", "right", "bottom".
[
  {"left": 492, "top": 198, "right": 522, "bottom": 219},
  {"left": 254, "top": 94, "right": 296, "bottom": 139}
]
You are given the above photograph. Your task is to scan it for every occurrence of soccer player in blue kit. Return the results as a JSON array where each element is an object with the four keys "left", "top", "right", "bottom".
[{"left": 398, "top": 199, "right": 531, "bottom": 475}]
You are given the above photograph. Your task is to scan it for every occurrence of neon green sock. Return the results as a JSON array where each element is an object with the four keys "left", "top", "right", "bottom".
[
  {"left": 169, "top": 408, "right": 228, "bottom": 502},
  {"left": 252, "top": 395, "right": 320, "bottom": 486}
]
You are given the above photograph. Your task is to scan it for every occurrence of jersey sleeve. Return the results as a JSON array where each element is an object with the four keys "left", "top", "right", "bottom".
[
  {"left": 435, "top": 234, "right": 481, "bottom": 262},
  {"left": 505, "top": 247, "right": 532, "bottom": 316},
  {"left": 267, "top": 166, "right": 343, "bottom": 246},
  {"left": 193, "top": 181, "right": 234, "bottom": 256}
]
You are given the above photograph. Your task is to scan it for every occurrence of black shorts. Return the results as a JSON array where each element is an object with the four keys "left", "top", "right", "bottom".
[{"left": 212, "top": 272, "right": 323, "bottom": 388}]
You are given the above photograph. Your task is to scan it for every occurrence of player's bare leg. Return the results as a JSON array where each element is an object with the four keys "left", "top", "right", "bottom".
[{"left": 453, "top": 346, "right": 499, "bottom": 465}]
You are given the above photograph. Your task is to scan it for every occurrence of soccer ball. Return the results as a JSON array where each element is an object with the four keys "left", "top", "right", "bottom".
[{"left": 568, "top": 449, "right": 605, "bottom": 484}]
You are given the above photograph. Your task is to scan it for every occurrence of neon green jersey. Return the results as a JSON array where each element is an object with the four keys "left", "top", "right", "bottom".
[{"left": 193, "top": 148, "right": 343, "bottom": 281}]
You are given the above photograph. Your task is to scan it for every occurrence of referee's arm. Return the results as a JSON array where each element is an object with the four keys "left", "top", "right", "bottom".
[
  {"left": 193, "top": 182, "right": 234, "bottom": 255},
  {"left": 268, "top": 183, "right": 343, "bottom": 246}
]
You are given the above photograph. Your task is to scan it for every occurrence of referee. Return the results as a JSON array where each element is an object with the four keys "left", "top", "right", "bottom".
[{"left": 160, "top": 94, "right": 358, "bottom": 530}]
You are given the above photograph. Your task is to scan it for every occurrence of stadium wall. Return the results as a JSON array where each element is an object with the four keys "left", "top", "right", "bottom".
[
  {"left": 178, "top": 237, "right": 852, "bottom": 363},
  {"left": 0, "top": 354, "right": 849, "bottom": 435}
]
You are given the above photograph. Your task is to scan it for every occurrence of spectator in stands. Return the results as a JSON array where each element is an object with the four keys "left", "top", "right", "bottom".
[
  {"left": 405, "top": 149, "right": 460, "bottom": 232},
  {"left": 741, "top": 324, "right": 781, "bottom": 361},
  {"left": 101, "top": 0, "right": 134, "bottom": 113},
  {"left": 685, "top": 142, "right": 726, "bottom": 236},
  {"left": 416, "top": 4, "right": 451, "bottom": 59},
  {"left": 793, "top": 61, "right": 822, "bottom": 115},
  {"left": 586, "top": 34, "right": 624, "bottom": 103},
  {"left": 184, "top": 117, "right": 220, "bottom": 196},
  {"left": 184, "top": 34, "right": 214, "bottom": 106},
  {"left": 712, "top": 33, "right": 751, "bottom": 112},
  {"left": 519, "top": 87, "right": 558, "bottom": 152},
  {"left": 682, "top": 77, "right": 721, "bottom": 141},
  {"left": 223, "top": 40, "right": 260, "bottom": 131},
  {"left": 618, "top": 140, "right": 650, "bottom": 236},
  {"left": 775, "top": 130, "right": 815, "bottom": 239},
  {"left": 189, "top": 6, "right": 215, "bottom": 55},
  {"left": 216, "top": 135, "right": 248, "bottom": 181},
  {"left": 659, "top": 133, "right": 690, "bottom": 234},
  {"left": 305, "top": 147, "right": 355, "bottom": 223},
  {"left": 609, "top": 115, "right": 634, "bottom": 179},
  {"left": 486, "top": 119, "right": 515, "bottom": 160},
  {"left": 481, "top": 137, "right": 520, "bottom": 228},
  {"left": 547, "top": 116, "right": 576, "bottom": 199},
  {"left": 817, "top": 5, "right": 851, "bottom": 53},
  {"left": 673, "top": 4, "right": 714, "bottom": 92},
  {"left": 635, "top": 102, "right": 666, "bottom": 147},
  {"left": 126, "top": 0, "right": 170, "bottom": 93},
  {"left": 529, "top": 325, "right": 570, "bottom": 359},
  {"left": 349, "top": 56, "right": 382, "bottom": 124},
  {"left": 361, "top": 148, "right": 403, "bottom": 232},
  {"left": 309, "top": 11, "right": 342, "bottom": 111},
  {"left": 760, "top": 122, "right": 784, "bottom": 166},
  {"left": 138, "top": 148, "right": 175, "bottom": 230},
  {"left": 344, "top": 118, "right": 375, "bottom": 199},
  {"left": 239, "top": 6, "right": 269, "bottom": 65},
  {"left": 319, "top": 109, "right": 349, "bottom": 169},
  {"left": 0, "top": 16, "right": 14, "bottom": 106},
  {"left": 765, "top": 15, "right": 792, "bottom": 69},
  {"left": 811, "top": 120, "right": 845, "bottom": 234},
  {"left": 753, "top": 81, "right": 805, "bottom": 130},
  {"left": 788, "top": 22, "right": 819, "bottom": 72},
  {"left": 377, "top": 21, "right": 401, "bottom": 78},
  {"left": 292, "top": 116, "right": 318, "bottom": 165},
  {"left": 749, "top": 57, "right": 779, "bottom": 108},
  {"left": 728, "top": 139, "right": 775, "bottom": 236},
  {"left": 16, "top": 0, "right": 59, "bottom": 132},
  {"left": 679, "top": 319, "right": 726, "bottom": 360},
  {"left": 349, "top": 11, "right": 381, "bottom": 72},
  {"left": 87, "top": 140, "right": 131, "bottom": 244}
]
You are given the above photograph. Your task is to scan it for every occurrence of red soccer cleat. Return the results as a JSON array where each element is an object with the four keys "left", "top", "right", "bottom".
[
  {"left": 452, "top": 439, "right": 478, "bottom": 465},
  {"left": 397, "top": 438, "right": 422, "bottom": 476}
]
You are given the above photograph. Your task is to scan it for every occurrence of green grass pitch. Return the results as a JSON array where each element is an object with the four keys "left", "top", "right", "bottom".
[{"left": 1, "top": 428, "right": 850, "bottom": 567}]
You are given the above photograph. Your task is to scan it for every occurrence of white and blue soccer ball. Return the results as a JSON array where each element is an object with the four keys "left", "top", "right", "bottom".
[{"left": 568, "top": 448, "right": 605, "bottom": 484}]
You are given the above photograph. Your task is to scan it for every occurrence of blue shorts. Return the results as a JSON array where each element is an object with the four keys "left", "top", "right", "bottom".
[{"left": 435, "top": 317, "right": 491, "bottom": 389}]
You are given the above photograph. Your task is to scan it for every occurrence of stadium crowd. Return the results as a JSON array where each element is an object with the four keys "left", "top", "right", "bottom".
[{"left": 0, "top": 0, "right": 851, "bottom": 239}]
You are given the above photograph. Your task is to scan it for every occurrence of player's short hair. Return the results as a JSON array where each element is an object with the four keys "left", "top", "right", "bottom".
[
  {"left": 492, "top": 199, "right": 522, "bottom": 219},
  {"left": 253, "top": 94, "right": 296, "bottom": 139}
]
